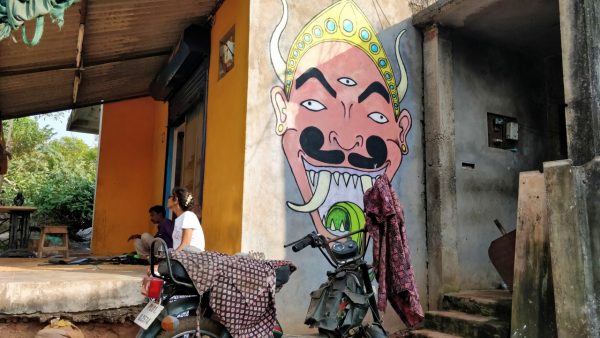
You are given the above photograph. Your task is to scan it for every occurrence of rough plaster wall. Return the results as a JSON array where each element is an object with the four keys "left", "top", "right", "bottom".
[
  {"left": 558, "top": 0, "right": 600, "bottom": 165},
  {"left": 242, "top": 0, "right": 424, "bottom": 333},
  {"left": 542, "top": 56, "right": 567, "bottom": 161},
  {"left": 544, "top": 158, "right": 600, "bottom": 337},
  {"left": 452, "top": 36, "right": 550, "bottom": 289},
  {"left": 585, "top": 158, "right": 600, "bottom": 322}
]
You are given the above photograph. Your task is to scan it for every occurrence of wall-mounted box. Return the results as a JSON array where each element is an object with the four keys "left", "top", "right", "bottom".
[
  {"left": 488, "top": 112, "right": 518, "bottom": 151},
  {"left": 219, "top": 26, "right": 235, "bottom": 79},
  {"left": 506, "top": 121, "right": 519, "bottom": 141}
]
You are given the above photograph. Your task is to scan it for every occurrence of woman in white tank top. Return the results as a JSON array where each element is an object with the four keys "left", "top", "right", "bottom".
[{"left": 167, "top": 187, "right": 205, "bottom": 252}]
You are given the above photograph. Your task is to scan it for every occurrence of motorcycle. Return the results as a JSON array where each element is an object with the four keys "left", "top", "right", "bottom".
[
  {"left": 285, "top": 229, "right": 386, "bottom": 338},
  {"left": 135, "top": 228, "right": 386, "bottom": 337},
  {"left": 134, "top": 238, "right": 291, "bottom": 337}
]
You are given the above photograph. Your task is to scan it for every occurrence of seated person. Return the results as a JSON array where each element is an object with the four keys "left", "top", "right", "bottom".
[
  {"left": 167, "top": 187, "right": 205, "bottom": 252},
  {"left": 128, "top": 205, "right": 174, "bottom": 256}
]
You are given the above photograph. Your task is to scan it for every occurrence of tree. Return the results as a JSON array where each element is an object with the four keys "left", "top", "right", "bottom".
[
  {"left": 7, "top": 117, "right": 54, "bottom": 157},
  {"left": 1, "top": 117, "right": 97, "bottom": 230}
]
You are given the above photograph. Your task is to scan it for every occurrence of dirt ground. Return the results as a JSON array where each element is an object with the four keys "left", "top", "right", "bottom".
[
  {"left": 0, "top": 321, "right": 411, "bottom": 337},
  {"left": 0, "top": 322, "right": 139, "bottom": 338}
]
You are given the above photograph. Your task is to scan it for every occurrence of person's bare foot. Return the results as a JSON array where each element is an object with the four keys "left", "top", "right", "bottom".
[{"left": 146, "top": 265, "right": 160, "bottom": 276}]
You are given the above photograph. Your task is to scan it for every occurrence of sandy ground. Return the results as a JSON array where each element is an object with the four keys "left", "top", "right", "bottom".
[{"left": 0, "top": 322, "right": 140, "bottom": 338}]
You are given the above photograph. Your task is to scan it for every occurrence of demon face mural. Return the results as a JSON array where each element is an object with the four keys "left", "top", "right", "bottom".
[{"left": 270, "top": 0, "right": 412, "bottom": 243}]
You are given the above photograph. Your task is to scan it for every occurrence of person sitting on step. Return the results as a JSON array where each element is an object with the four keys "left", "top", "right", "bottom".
[{"left": 128, "top": 205, "right": 174, "bottom": 257}]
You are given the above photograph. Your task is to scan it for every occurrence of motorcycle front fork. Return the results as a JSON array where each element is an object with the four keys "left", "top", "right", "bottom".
[{"left": 358, "top": 262, "right": 386, "bottom": 333}]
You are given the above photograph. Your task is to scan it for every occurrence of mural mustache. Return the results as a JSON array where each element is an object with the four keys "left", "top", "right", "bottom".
[{"left": 300, "top": 126, "right": 388, "bottom": 169}]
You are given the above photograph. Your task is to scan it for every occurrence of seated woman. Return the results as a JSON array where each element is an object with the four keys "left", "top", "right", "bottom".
[{"left": 167, "top": 187, "right": 205, "bottom": 252}]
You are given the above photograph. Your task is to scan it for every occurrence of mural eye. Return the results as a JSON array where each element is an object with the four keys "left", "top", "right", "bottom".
[
  {"left": 337, "top": 77, "right": 357, "bottom": 87},
  {"left": 368, "top": 112, "right": 389, "bottom": 124},
  {"left": 301, "top": 99, "right": 326, "bottom": 112}
]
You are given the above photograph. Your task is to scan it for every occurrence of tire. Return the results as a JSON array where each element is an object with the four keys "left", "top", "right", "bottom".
[
  {"left": 364, "top": 324, "right": 387, "bottom": 338},
  {"left": 156, "top": 317, "right": 231, "bottom": 338},
  {"left": 318, "top": 329, "right": 338, "bottom": 338}
]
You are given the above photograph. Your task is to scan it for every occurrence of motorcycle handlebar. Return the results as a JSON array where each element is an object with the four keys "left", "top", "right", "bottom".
[
  {"left": 285, "top": 229, "right": 368, "bottom": 265},
  {"left": 285, "top": 228, "right": 370, "bottom": 268},
  {"left": 285, "top": 228, "right": 367, "bottom": 250},
  {"left": 291, "top": 236, "right": 313, "bottom": 252}
]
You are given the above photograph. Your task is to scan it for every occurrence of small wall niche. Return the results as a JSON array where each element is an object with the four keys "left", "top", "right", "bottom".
[
  {"left": 219, "top": 26, "right": 235, "bottom": 79},
  {"left": 487, "top": 112, "right": 518, "bottom": 151}
]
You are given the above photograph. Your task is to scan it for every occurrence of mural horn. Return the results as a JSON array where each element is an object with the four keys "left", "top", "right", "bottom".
[
  {"left": 270, "top": 0, "right": 288, "bottom": 83},
  {"left": 395, "top": 30, "right": 408, "bottom": 103}
]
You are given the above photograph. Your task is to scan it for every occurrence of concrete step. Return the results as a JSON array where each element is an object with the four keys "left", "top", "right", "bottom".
[
  {"left": 409, "top": 329, "right": 463, "bottom": 338},
  {"left": 442, "top": 290, "right": 512, "bottom": 320},
  {"left": 425, "top": 310, "right": 509, "bottom": 338},
  {"left": 0, "top": 258, "right": 146, "bottom": 316}
]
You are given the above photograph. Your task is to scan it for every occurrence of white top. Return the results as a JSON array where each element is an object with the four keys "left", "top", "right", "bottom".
[{"left": 172, "top": 211, "right": 205, "bottom": 251}]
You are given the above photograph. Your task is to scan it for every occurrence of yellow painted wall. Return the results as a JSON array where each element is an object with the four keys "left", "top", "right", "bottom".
[
  {"left": 92, "top": 97, "right": 168, "bottom": 255},
  {"left": 202, "top": 0, "right": 249, "bottom": 254}
]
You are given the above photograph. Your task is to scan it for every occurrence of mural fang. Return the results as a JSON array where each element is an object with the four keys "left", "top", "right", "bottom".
[{"left": 270, "top": 0, "right": 412, "bottom": 243}]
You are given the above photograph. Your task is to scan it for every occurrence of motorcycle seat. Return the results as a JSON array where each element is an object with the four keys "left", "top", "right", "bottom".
[
  {"left": 158, "top": 259, "right": 193, "bottom": 284},
  {"left": 158, "top": 259, "right": 292, "bottom": 288},
  {"left": 275, "top": 265, "right": 291, "bottom": 287}
]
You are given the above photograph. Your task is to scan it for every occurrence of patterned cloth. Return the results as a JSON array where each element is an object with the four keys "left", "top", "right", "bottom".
[
  {"left": 169, "top": 250, "right": 296, "bottom": 337},
  {"left": 363, "top": 175, "right": 424, "bottom": 328}
]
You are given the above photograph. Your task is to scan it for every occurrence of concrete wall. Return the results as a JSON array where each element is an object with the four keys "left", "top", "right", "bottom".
[
  {"left": 92, "top": 97, "right": 168, "bottom": 255},
  {"left": 202, "top": 0, "right": 250, "bottom": 254},
  {"left": 511, "top": 171, "right": 557, "bottom": 337},
  {"left": 452, "top": 36, "right": 555, "bottom": 289},
  {"left": 558, "top": 0, "right": 600, "bottom": 165},
  {"left": 422, "top": 25, "right": 460, "bottom": 307},
  {"left": 544, "top": 157, "right": 600, "bottom": 337},
  {"left": 243, "top": 0, "right": 425, "bottom": 333}
]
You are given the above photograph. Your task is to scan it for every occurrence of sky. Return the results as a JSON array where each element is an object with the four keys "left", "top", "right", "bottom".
[{"left": 35, "top": 110, "right": 98, "bottom": 147}]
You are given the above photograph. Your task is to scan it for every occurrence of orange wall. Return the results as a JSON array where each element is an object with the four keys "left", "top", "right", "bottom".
[
  {"left": 202, "top": 0, "right": 249, "bottom": 254},
  {"left": 91, "top": 97, "right": 168, "bottom": 255}
]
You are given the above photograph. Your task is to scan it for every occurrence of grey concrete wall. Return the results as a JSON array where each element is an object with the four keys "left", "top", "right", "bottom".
[
  {"left": 242, "top": 0, "right": 426, "bottom": 333},
  {"left": 452, "top": 36, "right": 554, "bottom": 289},
  {"left": 542, "top": 56, "right": 568, "bottom": 162},
  {"left": 511, "top": 171, "right": 556, "bottom": 338},
  {"left": 558, "top": 0, "right": 600, "bottom": 165},
  {"left": 423, "top": 25, "right": 460, "bottom": 308},
  {"left": 544, "top": 157, "right": 600, "bottom": 337}
]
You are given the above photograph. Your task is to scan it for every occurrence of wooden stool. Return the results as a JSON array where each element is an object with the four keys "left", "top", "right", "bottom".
[{"left": 38, "top": 225, "right": 69, "bottom": 258}]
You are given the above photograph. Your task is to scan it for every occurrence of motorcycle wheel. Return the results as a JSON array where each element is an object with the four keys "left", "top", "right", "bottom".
[
  {"left": 364, "top": 324, "right": 387, "bottom": 338},
  {"left": 156, "top": 317, "right": 230, "bottom": 338},
  {"left": 318, "top": 329, "right": 337, "bottom": 338}
]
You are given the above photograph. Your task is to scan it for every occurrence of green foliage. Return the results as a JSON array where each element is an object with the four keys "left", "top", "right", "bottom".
[
  {"left": 7, "top": 117, "right": 54, "bottom": 157},
  {"left": 1, "top": 117, "right": 97, "bottom": 229}
]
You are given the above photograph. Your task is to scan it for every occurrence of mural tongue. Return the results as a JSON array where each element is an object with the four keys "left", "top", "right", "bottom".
[{"left": 325, "top": 202, "right": 365, "bottom": 248}]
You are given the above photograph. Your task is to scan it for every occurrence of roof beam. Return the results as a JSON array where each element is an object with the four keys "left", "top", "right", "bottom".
[
  {"left": 0, "top": 48, "right": 172, "bottom": 77},
  {"left": 0, "top": 92, "right": 149, "bottom": 120},
  {"left": 72, "top": 0, "right": 88, "bottom": 104}
]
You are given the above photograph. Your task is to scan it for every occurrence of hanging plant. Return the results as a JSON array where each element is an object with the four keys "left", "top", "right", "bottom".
[{"left": 0, "top": 0, "right": 77, "bottom": 47}]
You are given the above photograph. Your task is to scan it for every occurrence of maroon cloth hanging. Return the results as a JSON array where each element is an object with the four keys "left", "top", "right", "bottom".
[{"left": 363, "top": 175, "right": 424, "bottom": 328}]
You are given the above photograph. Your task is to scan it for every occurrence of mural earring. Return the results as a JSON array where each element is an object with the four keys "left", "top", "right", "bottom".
[
  {"left": 277, "top": 123, "right": 285, "bottom": 134},
  {"left": 401, "top": 144, "right": 408, "bottom": 154}
]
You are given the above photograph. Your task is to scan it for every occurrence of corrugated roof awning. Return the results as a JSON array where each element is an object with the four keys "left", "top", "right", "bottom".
[{"left": 0, "top": 0, "right": 218, "bottom": 120}]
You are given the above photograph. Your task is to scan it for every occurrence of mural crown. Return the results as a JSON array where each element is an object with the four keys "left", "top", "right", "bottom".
[{"left": 284, "top": 0, "right": 401, "bottom": 118}]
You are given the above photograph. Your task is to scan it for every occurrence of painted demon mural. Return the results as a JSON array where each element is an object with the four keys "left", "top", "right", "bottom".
[{"left": 270, "top": 0, "right": 412, "bottom": 245}]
